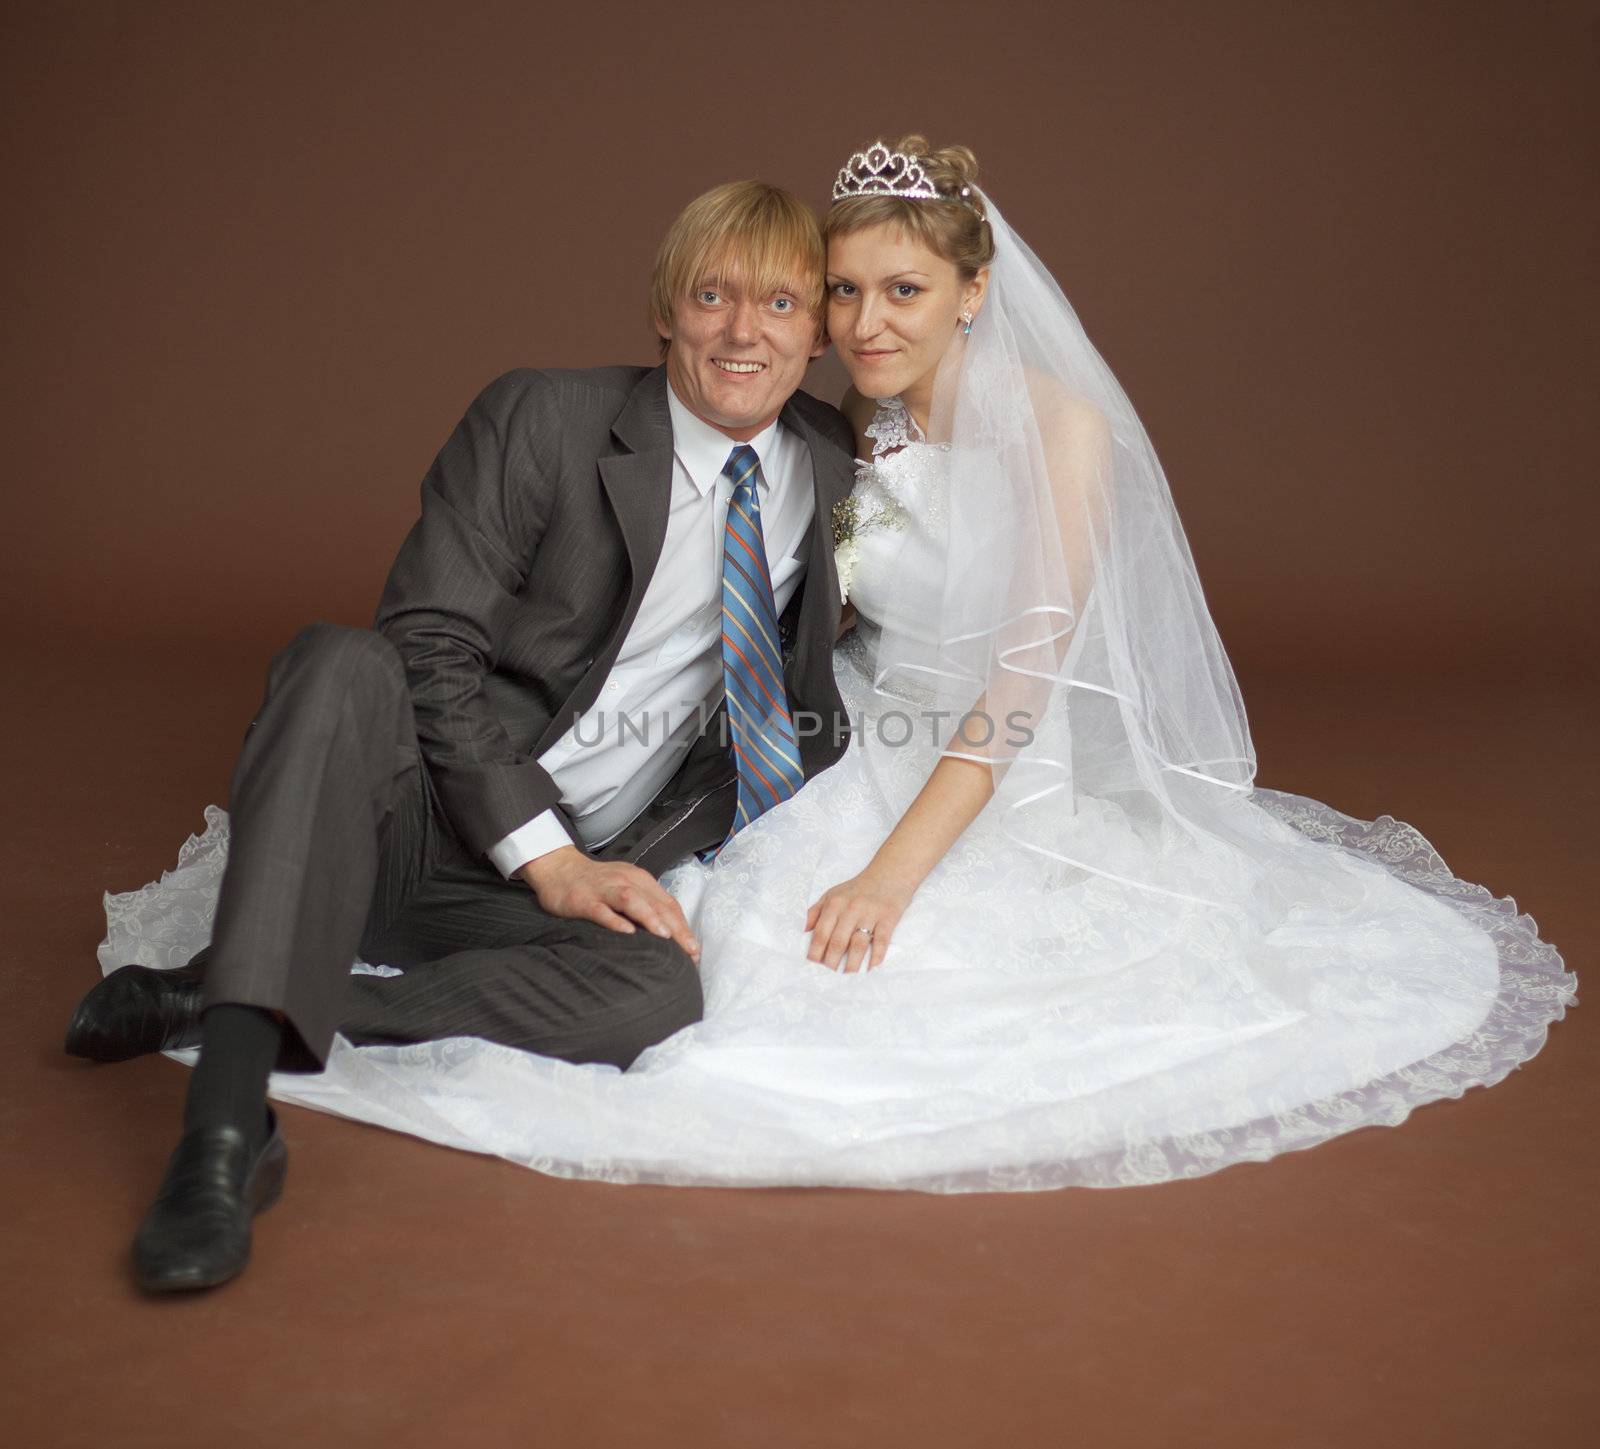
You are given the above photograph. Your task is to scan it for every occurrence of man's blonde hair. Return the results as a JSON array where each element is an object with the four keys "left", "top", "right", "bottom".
[{"left": 650, "top": 181, "right": 826, "bottom": 357}]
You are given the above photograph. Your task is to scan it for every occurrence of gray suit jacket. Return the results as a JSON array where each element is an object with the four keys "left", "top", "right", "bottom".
[{"left": 375, "top": 364, "right": 857, "bottom": 874}]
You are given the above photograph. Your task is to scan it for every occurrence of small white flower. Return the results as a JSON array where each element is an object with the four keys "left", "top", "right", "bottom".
[{"left": 834, "top": 538, "right": 859, "bottom": 604}]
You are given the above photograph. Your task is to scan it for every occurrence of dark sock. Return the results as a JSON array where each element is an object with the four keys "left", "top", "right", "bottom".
[{"left": 182, "top": 1004, "right": 281, "bottom": 1152}]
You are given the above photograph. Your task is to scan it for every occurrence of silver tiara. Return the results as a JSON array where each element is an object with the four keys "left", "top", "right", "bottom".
[{"left": 831, "top": 142, "right": 982, "bottom": 214}]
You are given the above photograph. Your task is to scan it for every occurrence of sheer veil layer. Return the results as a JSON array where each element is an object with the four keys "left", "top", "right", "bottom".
[{"left": 863, "top": 199, "right": 1266, "bottom": 910}]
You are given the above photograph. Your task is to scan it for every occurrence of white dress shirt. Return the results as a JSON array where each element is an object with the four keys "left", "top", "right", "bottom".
[{"left": 486, "top": 385, "right": 815, "bottom": 877}]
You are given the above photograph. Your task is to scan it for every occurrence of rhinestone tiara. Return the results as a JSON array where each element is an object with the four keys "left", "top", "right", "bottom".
[{"left": 831, "top": 141, "right": 983, "bottom": 214}]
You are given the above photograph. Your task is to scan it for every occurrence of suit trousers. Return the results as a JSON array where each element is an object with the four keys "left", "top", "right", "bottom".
[{"left": 199, "top": 621, "right": 704, "bottom": 1072}]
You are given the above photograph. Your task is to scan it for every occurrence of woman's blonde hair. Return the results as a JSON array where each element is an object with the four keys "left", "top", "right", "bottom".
[
  {"left": 824, "top": 135, "right": 995, "bottom": 278},
  {"left": 650, "top": 181, "right": 826, "bottom": 356}
]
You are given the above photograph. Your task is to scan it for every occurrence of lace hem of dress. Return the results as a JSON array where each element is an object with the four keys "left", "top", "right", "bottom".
[{"left": 97, "top": 792, "right": 1575, "bottom": 1193}]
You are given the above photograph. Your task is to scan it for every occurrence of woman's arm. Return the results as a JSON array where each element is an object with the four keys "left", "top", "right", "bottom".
[
  {"left": 805, "top": 751, "right": 993, "bottom": 971},
  {"left": 804, "top": 386, "right": 1111, "bottom": 972}
]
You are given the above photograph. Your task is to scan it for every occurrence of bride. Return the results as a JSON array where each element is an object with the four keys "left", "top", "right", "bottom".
[{"left": 100, "top": 137, "right": 1574, "bottom": 1190}]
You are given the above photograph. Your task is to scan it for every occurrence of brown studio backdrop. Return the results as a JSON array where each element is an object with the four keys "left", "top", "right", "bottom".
[
  {"left": 2, "top": 0, "right": 1595, "bottom": 684},
  {"left": 0, "top": 10, "right": 1596, "bottom": 1446}
]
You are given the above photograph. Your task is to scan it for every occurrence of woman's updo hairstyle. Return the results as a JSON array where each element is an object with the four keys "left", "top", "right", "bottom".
[{"left": 825, "top": 135, "right": 996, "bottom": 279}]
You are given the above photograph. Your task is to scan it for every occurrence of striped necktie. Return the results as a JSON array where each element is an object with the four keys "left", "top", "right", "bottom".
[{"left": 712, "top": 443, "right": 805, "bottom": 853}]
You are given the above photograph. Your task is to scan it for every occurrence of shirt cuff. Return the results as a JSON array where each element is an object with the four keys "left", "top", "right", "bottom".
[{"left": 487, "top": 810, "right": 576, "bottom": 879}]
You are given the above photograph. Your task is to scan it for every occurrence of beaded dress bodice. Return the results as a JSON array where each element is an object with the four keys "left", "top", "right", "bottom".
[{"left": 833, "top": 396, "right": 950, "bottom": 626}]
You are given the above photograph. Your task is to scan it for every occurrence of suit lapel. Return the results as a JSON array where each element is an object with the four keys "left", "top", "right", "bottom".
[
  {"left": 597, "top": 366, "right": 675, "bottom": 650},
  {"left": 779, "top": 395, "right": 854, "bottom": 692}
]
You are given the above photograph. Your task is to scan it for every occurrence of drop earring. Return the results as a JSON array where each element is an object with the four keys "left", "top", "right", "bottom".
[{"left": 961, "top": 311, "right": 973, "bottom": 335}]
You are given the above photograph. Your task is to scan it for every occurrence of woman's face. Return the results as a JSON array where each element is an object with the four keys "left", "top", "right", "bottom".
[{"left": 826, "top": 222, "right": 985, "bottom": 405}]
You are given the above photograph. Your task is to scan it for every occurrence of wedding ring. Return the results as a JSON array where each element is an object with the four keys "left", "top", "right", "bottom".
[{"left": 854, "top": 926, "right": 874, "bottom": 938}]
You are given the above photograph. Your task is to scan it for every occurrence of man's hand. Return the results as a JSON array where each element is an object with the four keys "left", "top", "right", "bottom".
[{"left": 519, "top": 848, "right": 700, "bottom": 964}]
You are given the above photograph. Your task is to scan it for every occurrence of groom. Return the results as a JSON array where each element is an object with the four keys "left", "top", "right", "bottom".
[{"left": 65, "top": 180, "right": 856, "bottom": 1291}]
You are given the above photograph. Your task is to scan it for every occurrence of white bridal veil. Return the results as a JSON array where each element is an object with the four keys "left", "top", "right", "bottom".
[{"left": 862, "top": 196, "right": 1287, "bottom": 910}]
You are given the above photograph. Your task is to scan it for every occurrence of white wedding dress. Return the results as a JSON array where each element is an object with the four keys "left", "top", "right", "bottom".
[{"left": 99, "top": 395, "right": 1575, "bottom": 1192}]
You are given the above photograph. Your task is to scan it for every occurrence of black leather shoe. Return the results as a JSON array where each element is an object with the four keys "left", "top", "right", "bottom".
[
  {"left": 64, "top": 963, "right": 204, "bottom": 1062},
  {"left": 132, "top": 1111, "right": 287, "bottom": 1293}
]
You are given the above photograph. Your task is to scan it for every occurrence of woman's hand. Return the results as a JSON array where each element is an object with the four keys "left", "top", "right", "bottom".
[{"left": 804, "top": 870, "right": 916, "bottom": 972}]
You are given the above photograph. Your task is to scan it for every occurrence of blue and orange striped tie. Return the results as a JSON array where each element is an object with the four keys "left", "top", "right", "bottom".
[{"left": 713, "top": 443, "right": 805, "bottom": 852}]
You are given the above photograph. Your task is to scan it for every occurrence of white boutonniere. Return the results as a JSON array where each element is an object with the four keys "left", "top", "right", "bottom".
[
  {"left": 831, "top": 485, "right": 909, "bottom": 605},
  {"left": 832, "top": 495, "right": 862, "bottom": 605}
]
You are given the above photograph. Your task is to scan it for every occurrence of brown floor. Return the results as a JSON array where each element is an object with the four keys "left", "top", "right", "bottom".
[{"left": 2, "top": 640, "right": 1594, "bottom": 1449}]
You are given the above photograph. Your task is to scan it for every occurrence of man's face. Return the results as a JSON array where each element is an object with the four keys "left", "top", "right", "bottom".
[{"left": 657, "top": 257, "right": 826, "bottom": 441}]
